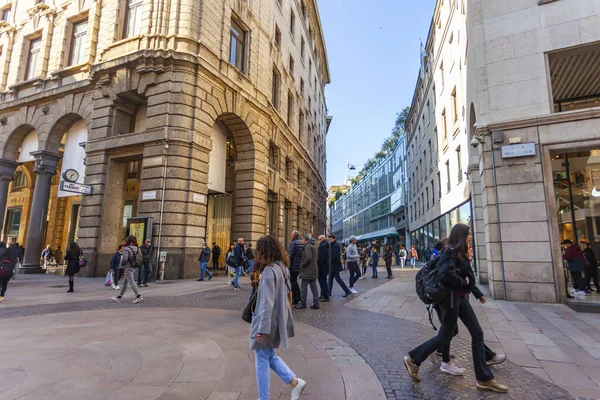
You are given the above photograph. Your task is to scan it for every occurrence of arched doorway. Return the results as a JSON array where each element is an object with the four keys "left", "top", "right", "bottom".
[{"left": 1, "top": 114, "right": 89, "bottom": 272}]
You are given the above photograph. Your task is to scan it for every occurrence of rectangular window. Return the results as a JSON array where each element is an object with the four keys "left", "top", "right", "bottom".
[
  {"left": 68, "top": 20, "right": 87, "bottom": 66},
  {"left": 446, "top": 160, "right": 451, "bottom": 192},
  {"left": 289, "top": 54, "right": 294, "bottom": 75},
  {"left": 431, "top": 180, "right": 435, "bottom": 205},
  {"left": 442, "top": 109, "right": 448, "bottom": 148},
  {"left": 452, "top": 87, "right": 458, "bottom": 122},
  {"left": 290, "top": 10, "right": 295, "bottom": 37},
  {"left": 287, "top": 92, "right": 294, "bottom": 126},
  {"left": 456, "top": 146, "right": 463, "bottom": 183},
  {"left": 274, "top": 25, "right": 281, "bottom": 48},
  {"left": 438, "top": 172, "right": 442, "bottom": 199},
  {"left": 124, "top": 0, "right": 143, "bottom": 38},
  {"left": 127, "top": 160, "right": 140, "bottom": 179},
  {"left": 426, "top": 187, "right": 430, "bottom": 210},
  {"left": 298, "top": 110, "right": 304, "bottom": 139},
  {"left": 12, "top": 170, "right": 25, "bottom": 190},
  {"left": 4, "top": 208, "right": 21, "bottom": 237},
  {"left": 229, "top": 19, "right": 247, "bottom": 72},
  {"left": 300, "top": 78, "right": 304, "bottom": 94},
  {"left": 286, "top": 159, "right": 293, "bottom": 180},
  {"left": 1, "top": 6, "right": 11, "bottom": 22},
  {"left": 309, "top": 59, "right": 312, "bottom": 80},
  {"left": 427, "top": 140, "right": 432, "bottom": 168},
  {"left": 272, "top": 68, "right": 280, "bottom": 108},
  {"left": 25, "top": 38, "right": 41, "bottom": 81},
  {"left": 268, "top": 143, "right": 278, "bottom": 170},
  {"left": 440, "top": 62, "right": 445, "bottom": 87}
]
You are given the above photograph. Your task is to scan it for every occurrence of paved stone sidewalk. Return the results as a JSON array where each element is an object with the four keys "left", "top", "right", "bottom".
[
  {"left": 0, "top": 271, "right": 585, "bottom": 399},
  {"left": 0, "top": 307, "right": 385, "bottom": 400},
  {"left": 346, "top": 269, "right": 600, "bottom": 399}
]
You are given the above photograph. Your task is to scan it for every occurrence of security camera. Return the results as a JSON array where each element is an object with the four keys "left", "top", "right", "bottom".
[{"left": 471, "top": 136, "right": 483, "bottom": 148}]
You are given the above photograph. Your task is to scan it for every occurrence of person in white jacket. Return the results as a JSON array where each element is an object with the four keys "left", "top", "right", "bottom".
[{"left": 345, "top": 236, "right": 361, "bottom": 294}]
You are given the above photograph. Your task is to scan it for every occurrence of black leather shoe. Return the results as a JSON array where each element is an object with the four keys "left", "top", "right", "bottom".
[
  {"left": 294, "top": 304, "right": 307, "bottom": 309},
  {"left": 310, "top": 305, "right": 320, "bottom": 310}
]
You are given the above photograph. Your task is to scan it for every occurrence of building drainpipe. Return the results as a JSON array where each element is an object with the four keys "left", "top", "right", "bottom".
[
  {"left": 491, "top": 142, "right": 508, "bottom": 300},
  {"left": 155, "top": 141, "right": 168, "bottom": 280}
]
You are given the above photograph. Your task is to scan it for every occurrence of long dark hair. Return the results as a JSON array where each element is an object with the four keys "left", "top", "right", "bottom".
[
  {"left": 69, "top": 242, "right": 81, "bottom": 256},
  {"left": 447, "top": 223, "right": 470, "bottom": 258},
  {"left": 255, "top": 235, "right": 289, "bottom": 268}
]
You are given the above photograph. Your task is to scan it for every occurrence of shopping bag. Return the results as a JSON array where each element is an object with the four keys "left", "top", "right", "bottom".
[{"left": 104, "top": 271, "right": 113, "bottom": 287}]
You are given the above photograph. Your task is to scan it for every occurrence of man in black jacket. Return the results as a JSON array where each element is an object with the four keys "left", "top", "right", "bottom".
[
  {"left": 197, "top": 243, "right": 212, "bottom": 281},
  {"left": 232, "top": 238, "right": 245, "bottom": 290},
  {"left": 288, "top": 230, "right": 304, "bottom": 304},
  {"left": 138, "top": 239, "right": 152, "bottom": 287},
  {"left": 317, "top": 235, "right": 330, "bottom": 302},
  {"left": 327, "top": 234, "right": 352, "bottom": 298},
  {"left": 581, "top": 241, "right": 599, "bottom": 292},
  {"left": 211, "top": 242, "right": 221, "bottom": 271}
]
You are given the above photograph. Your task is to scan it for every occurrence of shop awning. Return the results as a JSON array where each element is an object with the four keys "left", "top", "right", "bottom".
[{"left": 353, "top": 227, "right": 399, "bottom": 242}]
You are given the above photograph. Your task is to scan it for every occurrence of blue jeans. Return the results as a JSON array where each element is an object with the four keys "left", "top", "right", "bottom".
[
  {"left": 410, "top": 258, "right": 416, "bottom": 268},
  {"left": 199, "top": 262, "right": 212, "bottom": 280},
  {"left": 372, "top": 263, "right": 378, "bottom": 277},
  {"left": 232, "top": 266, "right": 242, "bottom": 287},
  {"left": 137, "top": 263, "right": 151, "bottom": 285},
  {"left": 246, "top": 260, "right": 254, "bottom": 274},
  {"left": 255, "top": 348, "right": 295, "bottom": 400}
]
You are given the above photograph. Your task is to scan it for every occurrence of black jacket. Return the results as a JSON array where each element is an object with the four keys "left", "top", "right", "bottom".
[
  {"left": 317, "top": 240, "right": 331, "bottom": 277},
  {"left": 246, "top": 248, "right": 254, "bottom": 260},
  {"left": 289, "top": 238, "right": 304, "bottom": 272},
  {"left": 234, "top": 243, "right": 245, "bottom": 266},
  {"left": 584, "top": 248, "right": 597, "bottom": 269},
  {"left": 140, "top": 244, "right": 151, "bottom": 264},
  {"left": 110, "top": 251, "right": 121, "bottom": 271},
  {"left": 330, "top": 240, "right": 343, "bottom": 273},
  {"left": 437, "top": 248, "right": 483, "bottom": 299},
  {"left": 212, "top": 245, "right": 221, "bottom": 258},
  {"left": 199, "top": 247, "right": 211, "bottom": 263},
  {"left": 64, "top": 250, "right": 81, "bottom": 276}
]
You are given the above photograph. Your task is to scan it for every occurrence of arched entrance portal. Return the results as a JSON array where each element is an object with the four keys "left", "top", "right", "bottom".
[
  {"left": 205, "top": 113, "right": 266, "bottom": 268},
  {"left": 0, "top": 114, "right": 89, "bottom": 273}
]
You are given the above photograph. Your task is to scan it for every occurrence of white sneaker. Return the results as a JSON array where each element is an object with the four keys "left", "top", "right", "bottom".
[
  {"left": 111, "top": 284, "right": 116, "bottom": 289},
  {"left": 440, "top": 362, "right": 463, "bottom": 376},
  {"left": 350, "top": 288, "right": 358, "bottom": 294},
  {"left": 114, "top": 285, "right": 120, "bottom": 290},
  {"left": 111, "top": 296, "right": 122, "bottom": 303},
  {"left": 487, "top": 354, "right": 506, "bottom": 366},
  {"left": 291, "top": 378, "right": 307, "bottom": 400},
  {"left": 576, "top": 290, "right": 587, "bottom": 296},
  {"left": 132, "top": 295, "right": 144, "bottom": 304}
]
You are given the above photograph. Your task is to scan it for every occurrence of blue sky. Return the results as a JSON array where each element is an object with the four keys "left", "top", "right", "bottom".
[{"left": 318, "top": 0, "right": 436, "bottom": 186}]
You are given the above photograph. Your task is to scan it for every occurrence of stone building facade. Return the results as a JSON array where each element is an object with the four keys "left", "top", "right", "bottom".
[
  {"left": 406, "top": 0, "right": 473, "bottom": 266},
  {"left": 467, "top": 0, "right": 600, "bottom": 302},
  {"left": 0, "top": 0, "right": 330, "bottom": 278}
]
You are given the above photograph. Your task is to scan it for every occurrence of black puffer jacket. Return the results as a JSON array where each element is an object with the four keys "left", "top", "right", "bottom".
[
  {"left": 436, "top": 248, "right": 483, "bottom": 299},
  {"left": 288, "top": 238, "right": 304, "bottom": 272}
]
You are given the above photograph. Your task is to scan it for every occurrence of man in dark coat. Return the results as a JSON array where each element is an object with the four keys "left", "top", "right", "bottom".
[
  {"left": 211, "top": 242, "right": 221, "bottom": 271},
  {"left": 317, "top": 235, "right": 330, "bottom": 302},
  {"left": 288, "top": 230, "right": 304, "bottom": 304},
  {"left": 197, "top": 243, "right": 212, "bottom": 281},
  {"left": 232, "top": 238, "right": 246, "bottom": 290},
  {"left": 581, "top": 241, "right": 599, "bottom": 292},
  {"left": 296, "top": 234, "right": 319, "bottom": 310},
  {"left": 138, "top": 239, "right": 152, "bottom": 287},
  {"left": 327, "top": 234, "right": 352, "bottom": 298}
]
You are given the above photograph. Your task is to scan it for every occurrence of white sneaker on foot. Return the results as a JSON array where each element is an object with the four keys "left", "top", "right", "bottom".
[
  {"left": 111, "top": 284, "right": 116, "bottom": 289},
  {"left": 350, "top": 288, "right": 358, "bottom": 294},
  {"left": 428, "top": 352, "right": 439, "bottom": 365},
  {"left": 487, "top": 354, "right": 506, "bottom": 366},
  {"left": 132, "top": 295, "right": 144, "bottom": 304},
  {"left": 291, "top": 378, "right": 307, "bottom": 400},
  {"left": 440, "top": 362, "right": 463, "bottom": 376},
  {"left": 111, "top": 296, "right": 122, "bottom": 303},
  {"left": 114, "top": 285, "right": 120, "bottom": 290}
]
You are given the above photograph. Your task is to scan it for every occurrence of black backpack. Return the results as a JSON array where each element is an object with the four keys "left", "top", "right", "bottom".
[
  {"left": 0, "top": 249, "right": 13, "bottom": 279},
  {"left": 415, "top": 257, "right": 449, "bottom": 305}
]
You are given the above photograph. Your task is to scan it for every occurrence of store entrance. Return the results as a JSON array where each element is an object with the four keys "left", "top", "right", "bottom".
[{"left": 551, "top": 150, "right": 600, "bottom": 304}]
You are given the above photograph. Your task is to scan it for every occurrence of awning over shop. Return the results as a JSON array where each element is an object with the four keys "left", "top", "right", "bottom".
[{"left": 354, "top": 227, "right": 399, "bottom": 242}]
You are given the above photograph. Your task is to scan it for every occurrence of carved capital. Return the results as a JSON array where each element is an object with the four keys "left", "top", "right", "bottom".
[
  {"left": 31, "top": 151, "right": 61, "bottom": 176},
  {"left": 0, "top": 159, "right": 19, "bottom": 181}
]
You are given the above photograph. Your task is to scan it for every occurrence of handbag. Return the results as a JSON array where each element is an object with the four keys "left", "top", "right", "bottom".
[
  {"left": 79, "top": 252, "right": 88, "bottom": 268},
  {"left": 104, "top": 271, "right": 113, "bottom": 287},
  {"left": 242, "top": 290, "right": 257, "bottom": 323}
]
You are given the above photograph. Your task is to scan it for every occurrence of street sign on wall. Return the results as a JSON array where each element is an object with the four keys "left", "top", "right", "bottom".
[
  {"left": 500, "top": 143, "right": 536, "bottom": 159},
  {"left": 60, "top": 181, "right": 93, "bottom": 195}
]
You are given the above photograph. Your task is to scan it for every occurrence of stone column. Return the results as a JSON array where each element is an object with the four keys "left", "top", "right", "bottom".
[
  {"left": 0, "top": 159, "right": 19, "bottom": 236},
  {"left": 21, "top": 151, "right": 61, "bottom": 273}
]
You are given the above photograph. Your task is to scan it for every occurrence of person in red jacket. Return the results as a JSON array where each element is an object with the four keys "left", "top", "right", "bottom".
[{"left": 562, "top": 239, "right": 586, "bottom": 296}]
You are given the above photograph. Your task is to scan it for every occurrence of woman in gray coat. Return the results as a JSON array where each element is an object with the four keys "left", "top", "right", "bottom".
[{"left": 250, "top": 235, "right": 307, "bottom": 400}]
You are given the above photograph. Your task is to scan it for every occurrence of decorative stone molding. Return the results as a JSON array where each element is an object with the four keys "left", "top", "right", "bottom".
[{"left": 31, "top": 151, "right": 61, "bottom": 176}]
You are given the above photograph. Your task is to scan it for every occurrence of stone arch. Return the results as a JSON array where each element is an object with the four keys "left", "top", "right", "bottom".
[
  {"left": 1, "top": 124, "right": 37, "bottom": 161},
  {"left": 42, "top": 112, "right": 88, "bottom": 154}
]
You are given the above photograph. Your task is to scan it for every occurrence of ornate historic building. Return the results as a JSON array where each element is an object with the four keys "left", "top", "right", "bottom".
[{"left": 0, "top": 0, "right": 330, "bottom": 278}]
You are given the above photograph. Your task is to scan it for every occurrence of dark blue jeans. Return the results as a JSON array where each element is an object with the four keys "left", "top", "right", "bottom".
[
  {"left": 409, "top": 295, "right": 494, "bottom": 382},
  {"left": 328, "top": 271, "right": 350, "bottom": 295},
  {"left": 137, "top": 262, "right": 151, "bottom": 285},
  {"left": 318, "top": 276, "right": 329, "bottom": 299}
]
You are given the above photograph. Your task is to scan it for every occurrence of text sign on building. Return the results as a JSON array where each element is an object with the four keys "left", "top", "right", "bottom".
[
  {"left": 141, "top": 191, "right": 157, "bottom": 200},
  {"left": 501, "top": 143, "right": 536, "bottom": 159},
  {"left": 60, "top": 181, "right": 93, "bottom": 195},
  {"left": 159, "top": 251, "right": 167, "bottom": 262}
]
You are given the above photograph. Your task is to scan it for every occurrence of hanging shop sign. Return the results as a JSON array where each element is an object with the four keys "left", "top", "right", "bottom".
[
  {"left": 59, "top": 181, "right": 93, "bottom": 195},
  {"left": 500, "top": 142, "right": 536, "bottom": 159}
]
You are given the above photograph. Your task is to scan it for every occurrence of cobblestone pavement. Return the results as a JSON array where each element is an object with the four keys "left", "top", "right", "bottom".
[{"left": 0, "top": 270, "right": 587, "bottom": 400}]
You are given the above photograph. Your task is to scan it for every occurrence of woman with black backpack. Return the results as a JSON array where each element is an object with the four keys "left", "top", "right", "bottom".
[{"left": 403, "top": 223, "right": 507, "bottom": 393}]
